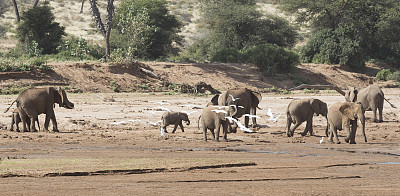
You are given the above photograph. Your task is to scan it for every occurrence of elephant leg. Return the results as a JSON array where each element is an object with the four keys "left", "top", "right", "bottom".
[
  {"left": 289, "top": 122, "right": 302, "bottom": 137},
  {"left": 18, "top": 109, "right": 29, "bottom": 133},
  {"left": 202, "top": 127, "right": 208, "bottom": 141},
  {"left": 328, "top": 125, "right": 333, "bottom": 143},
  {"left": 332, "top": 127, "right": 340, "bottom": 144},
  {"left": 378, "top": 105, "right": 383, "bottom": 123},
  {"left": 163, "top": 126, "right": 168, "bottom": 133},
  {"left": 244, "top": 115, "right": 250, "bottom": 128},
  {"left": 50, "top": 113, "right": 59, "bottom": 132},
  {"left": 350, "top": 121, "right": 357, "bottom": 144},
  {"left": 209, "top": 128, "right": 215, "bottom": 141},
  {"left": 302, "top": 118, "right": 313, "bottom": 136},
  {"left": 10, "top": 115, "right": 15, "bottom": 132},
  {"left": 286, "top": 115, "right": 292, "bottom": 137},
  {"left": 344, "top": 123, "right": 351, "bottom": 144},
  {"left": 171, "top": 123, "right": 178, "bottom": 133},
  {"left": 44, "top": 114, "right": 51, "bottom": 132},
  {"left": 250, "top": 107, "right": 257, "bottom": 128},
  {"left": 215, "top": 125, "right": 220, "bottom": 142},
  {"left": 222, "top": 122, "right": 229, "bottom": 141},
  {"left": 178, "top": 122, "right": 185, "bottom": 132},
  {"left": 372, "top": 107, "right": 378, "bottom": 123},
  {"left": 30, "top": 116, "right": 38, "bottom": 132}
]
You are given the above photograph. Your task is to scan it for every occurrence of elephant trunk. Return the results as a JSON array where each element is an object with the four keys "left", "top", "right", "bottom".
[
  {"left": 360, "top": 113, "right": 366, "bottom": 142},
  {"left": 325, "top": 116, "right": 329, "bottom": 137}
]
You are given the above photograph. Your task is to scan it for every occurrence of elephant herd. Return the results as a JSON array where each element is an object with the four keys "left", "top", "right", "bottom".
[{"left": 4, "top": 85, "right": 395, "bottom": 144}]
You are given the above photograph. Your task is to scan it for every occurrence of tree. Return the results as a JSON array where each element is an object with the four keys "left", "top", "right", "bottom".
[
  {"left": 89, "top": 0, "right": 114, "bottom": 59},
  {"left": 279, "top": 0, "right": 400, "bottom": 68},
  {"left": 112, "top": 0, "right": 182, "bottom": 59},
  {"left": 16, "top": 3, "right": 65, "bottom": 54},
  {"left": 12, "top": 0, "right": 20, "bottom": 23}
]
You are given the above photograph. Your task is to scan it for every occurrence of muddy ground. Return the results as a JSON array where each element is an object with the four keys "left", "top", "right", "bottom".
[{"left": 0, "top": 89, "right": 399, "bottom": 195}]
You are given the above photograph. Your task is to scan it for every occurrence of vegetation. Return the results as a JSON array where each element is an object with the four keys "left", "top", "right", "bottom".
[
  {"left": 16, "top": 2, "right": 65, "bottom": 54},
  {"left": 376, "top": 69, "right": 393, "bottom": 81},
  {"left": 279, "top": 0, "right": 400, "bottom": 69},
  {"left": 112, "top": 0, "right": 182, "bottom": 60}
]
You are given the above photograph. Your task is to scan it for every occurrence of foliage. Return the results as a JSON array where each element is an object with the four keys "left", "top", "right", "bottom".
[
  {"left": 279, "top": 0, "right": 400, "bottom": 68},
  {"left": 0, "top": 85, "right": 34, "bottom": 95},
  {"left": 211, "top": 48, "right": 244, "bottom": 63},
  {"left": 16, "top": 2, "right": 66, "bottom": 54},
  {"left": 376, "top": 69, "right": 393, "bottom": 81},
  {"left": 300, "top": 25, "right": 364, "bottom": 70},
  {"left": 55, "top": 36, "right": 105, "bottom": 60},
  {"left": 388, "top": 71, "right": 400, "bottom": 82},
  {"left": 244, "top": 44, "right": 299, "bottom": 75},
  {"left": 112, "top": 0, "right": 182, "bottom": 60}
]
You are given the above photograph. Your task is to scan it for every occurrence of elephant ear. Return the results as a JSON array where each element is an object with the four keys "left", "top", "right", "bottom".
[
  {"left": 179, "top": 112, "right": 189, "bottom": 121},
  {"left": 217, "top": 112, "right": 227, "bottom": 121},
  {"left": 57, "top": 87, "right": 65, "bottom": 107},
  {"left": 250, "top": 90, "right": 262, "bottom": 108},
  {"left": 339, "top": 103, "right": 356, "bottom": 120},
  {"left": 310, "top": 99, "right": 321, "bottom": 115},
  {"left": 210, "top": 94, "right": 220, "bottom": 105},
  {"left": 218, "top": 92, "right": 228, "bottom": 106},
  {"left": 348, "top": 87, "right": 358, "bottom": 102}
]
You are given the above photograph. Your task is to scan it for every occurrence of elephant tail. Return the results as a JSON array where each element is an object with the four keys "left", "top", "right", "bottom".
[
  {"left": 197, "top": 115, "right": 201, "bottom": 130},
  {"left": 384, "top": 98, "right": 396, "bottom": 108},
  {"left": 4, "top": 100, "right": 16, "bottom": 113}
]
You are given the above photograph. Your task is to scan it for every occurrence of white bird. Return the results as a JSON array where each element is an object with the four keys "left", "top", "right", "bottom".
[
  {"left": 156, "top": 101, "right": 170, "bottom": 105},
  {"left": 211, "top": 109, "right": 228, "bottom": 114},
  {"left": 238, "top": 106, "right": 245, "bottom": 109},
  {"left": 267, "top": 109, "right": 281, "bottom": 122},
  {"left": 229, "top": 94, "right": 240, "bottom": 101},
  {"left": 128, "top": 119, "right": 141, "bottom": 123},
  {"left": 225, "top": 117, "right": 253, "bottom": 133},
  {"left": 320, "top": 137, "right": 324, "bottom": 144},
  {"left": 148, "top": 120, "right": 162, "bottom": 126},
  {"left": 180, "top": 110, "right": 198, "bottom": 115},
  {"left": 148, "top": 111, "right": 164, "bottom": 115},
  {"left": 212, "top": 105, "right": 229, "bottom": 109},
  {"left": 110, "top": 121, "right": 127, "bottom": 125},
  {"left": 160, "top": 127, "right": 165, "bottom": 137},
  {"left": 155, "top": 106, "right": 171, "bottom": 112},
  {"left": 243, "top": 114, "right": 261, "bottom": 119}
]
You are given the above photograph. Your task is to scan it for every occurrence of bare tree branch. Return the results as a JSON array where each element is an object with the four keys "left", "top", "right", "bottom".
[
  {"left": 89, "top": 0, "right": 106, "bottom": 36},
  {"left": 12, "top": 0, "right": 20, "bottom": 23},
  {"left": 80, "top": 0, "right": 85, "bottom": 13},
  {"left": 289, "top": 84, "right": 346, "bottom": 96},
  {"left": 33, "top": 0, "right": 40, "bottom": 7}
]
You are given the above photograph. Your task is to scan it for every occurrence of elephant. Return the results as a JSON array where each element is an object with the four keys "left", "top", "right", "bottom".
[
  {"left": 161, "top": 111, "right": 190, "bottom": 133},
  {"left": 286, "top": 98, "right": 328, "bottom": 137},
  {"left": 345, "top": 84, "right": 395, "bottom": 122},
  {"left": 9, "top": 108, "right": 40, "bottom": 132},
  {"left": 4, "top": 87, "right": 74, "bottom": 132},
  {"left": 327, "top": 102, "right": 366, "bottom": 144},
  {"left": 198, "top": 105, "right": 237, "bottom": 141},
  {"left": 210, "top": 88, "right": 261, "bottom": 132}
]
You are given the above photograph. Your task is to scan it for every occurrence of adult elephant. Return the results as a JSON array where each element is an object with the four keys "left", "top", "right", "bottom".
[
  {"left": 345, "top": 84, "right": 395, "bottom": 122},
  {"left": 4, "top": 87, "right": 74, "bottom": 132},
  {"left": 210, "top": 88, "right": 261, "bottom": 132}
]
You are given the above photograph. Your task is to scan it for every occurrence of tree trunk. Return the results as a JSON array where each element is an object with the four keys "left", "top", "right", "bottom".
[
  {"left": 80, "top": 0, "right": 85, "bottom": 13},
  {"left": 12, "top": 0, "right": 20, "bottom": 23},
  {"left": 33, "top": 0, "right": 40, "bottom": 7},
  {"left": 104, "top": 0, "right": 114, "bottom": 58}
]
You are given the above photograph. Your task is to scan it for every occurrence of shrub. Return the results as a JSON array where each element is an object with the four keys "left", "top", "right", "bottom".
[
  {"left": 376, "top": 69, "right": 392, "bottom": 81},
  {"left": 244, "top": 44, "right": 299, "bottom": 75},
  {"left": 55, "top": 36, "right": 104, "bottom": 60},
  {"left": 388, "top": 71, "right": 400, "bottom": 82},
  {"left": 301, "top": 26, "right": 365, "bottom": 70},
  {"left": 16, "top": 2, "right": 65, "bottom": 54},
  {"left": 112, "top": 0, "right": 182, "bottom": 60},
  {"left": 211, "top": 48, "right": 243, "bottom": 63}
]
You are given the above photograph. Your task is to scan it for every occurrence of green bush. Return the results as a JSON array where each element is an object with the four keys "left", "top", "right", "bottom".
[
  {"left": 244, "top": 44, "right": 299, "bottom": 75},
  {"left": 54, "top": 36, "right": 104, "bottom": 60},
  {"left": 388, "top": 71, "right": 400, "bottom": 82},
  {"left": 376, "top": 69, "right": 392, "bottom": 81},
  {"left": 301, "top": 26, "right": 365, "bottom": 70},
  {"left": 211, "top": 48, "right": 243, "bottom": 63},
  {"left": 16, "top": 2, "right": 65, "bottom": 54},
  {"left": 112, "top": 0, "right": 182, "bottom": 60}
]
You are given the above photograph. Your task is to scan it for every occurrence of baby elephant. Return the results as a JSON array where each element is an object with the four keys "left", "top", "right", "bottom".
[
  {"left": 286, "top": 98, "right": 328, "bottom": 137},
  {"left": 161, "top": 112, "right": 190, "bottom": 133},
  {"left": 9, "top": 108, "right": 40, "bottom": 132},
  {"left": 327, "top": 102, "right": 366, "bottom": 144}
]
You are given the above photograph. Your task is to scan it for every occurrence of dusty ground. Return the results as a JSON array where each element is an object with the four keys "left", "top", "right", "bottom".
[{"left": 0, "top": 88, "right": 399, "bottom": 195}]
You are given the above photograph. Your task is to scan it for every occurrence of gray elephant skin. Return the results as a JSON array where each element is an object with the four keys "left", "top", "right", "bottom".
[
  {"left": 327, "top": 102, "right": 366, "bottom": 144},
  {"left": 211, "top": 88, "right": 261, "bottom": 132},
  {"left": 161, "top": 112, "right": 190, "bottom": 133},
  {"left": 199, "top": 105, "right": 237, "bottom": 141},
  {"left": 9, "top": 108, "right": 40, "bottom": 132},
  {"left": 5, "top": 87, "right": 74, "bottom": 132},
  {"left": 345, "top": 84, "right": 395, "bottom": 122},
  {"left": 286, "top": 98, "right": 328, "bottom": 137}
]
